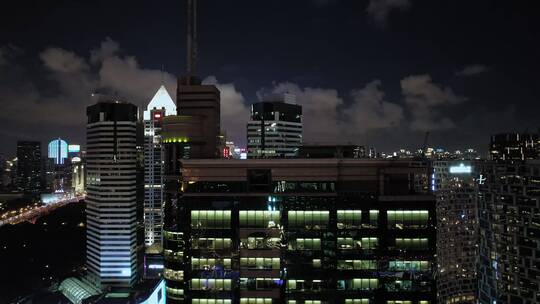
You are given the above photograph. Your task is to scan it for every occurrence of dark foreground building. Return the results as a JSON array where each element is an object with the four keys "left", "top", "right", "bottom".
[
  {"left": 16, "top": 141, "right": 42, "bottom": 193},
  {"left": 477, "top": 161, "right": 540, "bottom": 304},
  {"left": 489, "top": 133, "right": 540, "bottom": 161},
  {"left": 163, "top": 158, "right": 436, "bottom": 304}
]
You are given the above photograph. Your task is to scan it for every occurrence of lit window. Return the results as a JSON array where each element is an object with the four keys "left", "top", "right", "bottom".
[
  {"left": 239, "top": 210, "right": 280, "bottom": 228},
  {"left": 193, "top": 300, "right": 232, "bottom": 304},
  {"left": 337, "top": 279, "right": 378, "bottom": 291},
  {"left": 163, "top": 269, "right": 183, "bottom": 282},
  {"left": 394, "top": 238, "right": 429, "bottom": 250},
  {"left": 240, "top": 298, "right": 272, "bottom": 304},
  {"left": 387, "top": 210, "right": 429, "bottom": 229},
  {"left": 288, "top": 211, "right": 329, "bottom": 229},
  {"left": 388, "top": 260, "right": 430, "bottom": 271},
  {"left": 289, "top": 238, "right": 322, "bottom": 250},
  {"left": 190, "top": 279, "right": 232, "bottom": 291},
  {"left": 337, "top": 260, "right": 377, "bottom": 270},
  {"left": 345, "top": 300, "right": 370, "bottom": 304},
  {"left": 240, "top": 257, "right": 280, "bottom": 270},
  {"left": 191, "top": 210, "right": 231, "bottom": 229},
  {"left": 192, "top": 258, "right": 232, "bottom": 270},
  {"left": 337, "top": 210, "right": 362, "bottom": 229},
  {"left": 192, "top": 238, "right": 232, "bottom": 250}
]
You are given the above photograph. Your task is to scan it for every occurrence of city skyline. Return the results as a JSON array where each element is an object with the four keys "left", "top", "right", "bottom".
[
  {"left": 1, "top": 1, "right": 540, "bottom": 303},
  {"left": 1, "top": 1, "right": 539, "bottom": 155}
]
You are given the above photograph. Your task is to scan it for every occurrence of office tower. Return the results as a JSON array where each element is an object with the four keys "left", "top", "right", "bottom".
[
  {"left": 247, "top": 93, "right": 302, "bottom": 158},
  {"left": 48, "top": 138, "right": 69, "bottom": 165},
  {"left": 86, "top": 99, "right": 142, "bottom": 288},
  {"left": 489, "top": 133, "right": 540, "bottom": 161},
  {"left": 161, "top": 0, "right": 221, "bottom": 300},
  {"left": 163, "top": 158, "right": 436, "bottom": 304},
  {"left": 72, "top": 156, "right": 86, "bottom": 195},
  {"left": 143, "top": 85, "right": 177, "bottom": 250},
  {"left": 16, "top": 141, "right": 42, "bottom": 193},
  {"left": 175, "top": 83, "right": 220, "bottom": 158},
  {"left": 433, "top": 160, "right": 478, "bottom": 304},
  {"left": 477, "top": 161, "right": 540, "bottom": 304}
]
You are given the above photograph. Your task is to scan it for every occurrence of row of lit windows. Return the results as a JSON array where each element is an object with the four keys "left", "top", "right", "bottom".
[
  {"left": 190, "top": 210, "right": 429, "bottom": 229},
  {"left": 191, "top": 258, "right": 232, "bottom": 270},
  {"left": 240, "top": 278, "right": 281, "bottom": 290},
  {"left": 337, "top": 278, "right": 379, "bottom": 290},
  {"left": 387, "top": 211, "right": 429, "bottom": 229},
  {"left": 388, "top": 261, "right": 430, "bottom": 271},
  {"left": 337, "top": 210, "right": 379, "bottom": 229},
  {"left": 395, "top": 238, "right": 429, "bottom": 249},
  {"left": 289, "top": 238, "right": 321, "bottom": 250},
  {"left": 163, "top": 269, "right": 183, "bottom": 281},
  {"left": 192, "top": 300, "right": 231, "bottom": 304},
  {"left": 191, "top": 237, "right": 427, "bottom": 251},
  {"left": 240, "top": 237, "right": 281, "bottom": 250},
  {"left": 191, "top": 210, "right": 231, "bottom": 229},
  {"left": 187, "top": 299, "right": 430, "bottom": 304},
  {"left": 241, "top": 299, "right": 272, "bottom": 304},
  {"left": 288, "top": 211, "right": 329, "bottom": 228},
  {"left": 337, "top": 260, "right": 377, "bottom": 270},
  {"left": 190, "top": 279, "right": 232, "bottom": 291},
  {"left": 164, "top": 249, "right": 183, "bottom": 261},
  {"left": 192, "top": 238, "right": 232, "bottom": 250},
  {"left": 337, "top": 237, "right": 378, "bottom": 250},
  {"left": 240, "top": 257, "right": 280, "bottom": 269},
  {"left": 239, "top": 211, "right": 280, "bottom": 228}
]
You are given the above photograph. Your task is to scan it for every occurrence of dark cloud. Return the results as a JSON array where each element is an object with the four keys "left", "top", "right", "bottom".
[
  {"left": 401, "top": 74, "right": 466, "bottom": 131},
  {"left": 366, "top": 0, "right": 410, "bottom": 28},
  {"left": 455, "top": 64, "right": 491, "bottom": 76},
  {"left": 0, "top": 44, "right": 22, "bottom": 67}
]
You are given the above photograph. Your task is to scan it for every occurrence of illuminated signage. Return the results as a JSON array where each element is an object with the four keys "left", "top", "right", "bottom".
[
  {"left": 449, "top": 163, "right": 472, "bottom": 174},
  {"left": 68, "top": 144, "right": 81, "bottom": 153}
]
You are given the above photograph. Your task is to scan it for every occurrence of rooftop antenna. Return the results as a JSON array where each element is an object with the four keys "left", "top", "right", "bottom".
[{"left": 186, "top": 0, "right": 198, "bottom": 82}]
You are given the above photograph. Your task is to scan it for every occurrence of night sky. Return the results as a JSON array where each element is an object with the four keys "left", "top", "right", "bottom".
[{"left": 1, "top": 0, "right": 539, "bottom": 156}]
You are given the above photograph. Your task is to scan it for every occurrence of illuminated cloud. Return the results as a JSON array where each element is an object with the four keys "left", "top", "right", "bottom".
[
  {"left": 203, "top": 76, "right": 250, "bottom": 144},
  {"left": 264, "top": 80, "right": 403, "bottom": 143}
]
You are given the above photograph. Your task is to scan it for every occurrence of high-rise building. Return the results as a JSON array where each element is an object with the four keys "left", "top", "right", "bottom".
[
  {"left": 48, "top": 138, "right": 69, "bottom": 165},
  {"left": 72, "top": 156, "right": 86, "bottom": 195},
  {"left": 477, "top": 161, "right": 540, "bottom": 304},
  {"left": 489, "top": 133, "right": 540, "bottom": 161},
  {"left": 16, "top": 141, "right": 42, "bottom": 193},
  {"left": 86, "top": 99, "right": 143, "bottom": 288},
  {"left": 143, "top": 85, "right": 177, "bottom": 250},
  {"left": 161, "top": 0, "right": 222, "bottom": 300},
  {"left": 247, "top": 93, "right": 302, "bottom": 158},
  {"left": 175, "top": 82, "right": 221, "bottom": 158},
  {"left": 163, "top": 158, "right": 436, "bottom": 304},
  {"left": 433, "top": 160, "right": 478, "bottom": 304}
]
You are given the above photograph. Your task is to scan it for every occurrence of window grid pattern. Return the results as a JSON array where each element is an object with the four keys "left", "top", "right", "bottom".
[
  {"left": 240, "top": 210, "right": 280, "bottom": 228},
  {"left": 191, "top": 210, "right": 231, "bottom": 229},
  {"left": 288, "top": 211, "right": 329, "bottom": 229}
]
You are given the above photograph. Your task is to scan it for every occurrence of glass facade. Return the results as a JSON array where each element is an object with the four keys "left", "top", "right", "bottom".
[{"left": 162, "top": 159, "right": 436, "bottom": 304}]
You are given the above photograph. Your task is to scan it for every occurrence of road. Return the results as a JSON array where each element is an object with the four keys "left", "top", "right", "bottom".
[{"left": 0, "top": 195, "right": 84, "bottom": 227}]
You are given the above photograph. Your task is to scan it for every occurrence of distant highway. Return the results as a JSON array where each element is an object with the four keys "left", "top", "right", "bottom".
[{"left": 0, "top": 195, "right": 84, "bottom": 227}]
